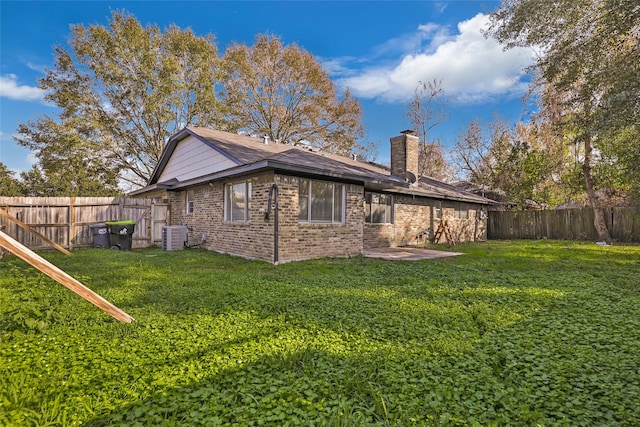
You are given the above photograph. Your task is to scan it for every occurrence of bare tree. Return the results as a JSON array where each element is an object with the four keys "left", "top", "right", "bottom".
[
  {"left": 452, "top": 118, "right": 494, "bottom": 194},
  {"left": 453, "top": 113, "right": 567, "bottom": 209},
  {"left": 406, "top": 80, "right": 452, "bottom": 180}
]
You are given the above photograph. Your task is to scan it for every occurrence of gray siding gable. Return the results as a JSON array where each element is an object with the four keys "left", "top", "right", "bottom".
[{"left": 157, "top": 135, "right": 238, "bottom": 184}]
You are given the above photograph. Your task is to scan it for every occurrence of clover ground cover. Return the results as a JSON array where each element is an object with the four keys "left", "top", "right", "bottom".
[{"left": 1, "top": 240, "right": 639, "bottom": 426}]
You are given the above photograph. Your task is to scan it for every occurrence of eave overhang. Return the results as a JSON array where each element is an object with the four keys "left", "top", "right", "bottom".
[{"left": 131, "top": 158, "right": 494, "bottom": 205}]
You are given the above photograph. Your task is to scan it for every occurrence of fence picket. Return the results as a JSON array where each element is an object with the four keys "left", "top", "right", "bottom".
[
  {"left": 488, "top": 207, "right": 640, "bottom": 242},
  {"left": 0, "top": 197, "right": 167, "bottom": 250}
]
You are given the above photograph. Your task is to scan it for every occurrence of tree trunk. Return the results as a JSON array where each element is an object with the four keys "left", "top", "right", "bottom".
[{"left": 583, "top": 134, "right": 612, "bottom": 242}]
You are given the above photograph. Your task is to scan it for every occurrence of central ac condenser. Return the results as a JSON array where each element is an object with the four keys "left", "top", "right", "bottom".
[{"left": 162, "top": 225, "right": 188, "bottom": 251}]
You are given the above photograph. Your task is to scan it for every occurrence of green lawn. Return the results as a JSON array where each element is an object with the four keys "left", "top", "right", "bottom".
[{"left": 1, "top": 240, "right": 639, "bottom": 426}]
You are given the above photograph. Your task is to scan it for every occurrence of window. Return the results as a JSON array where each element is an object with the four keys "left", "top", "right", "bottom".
[
  {"left": 365, "top": 192, "right": 393, "bottom": 224},
  {"left": 433, "top": 202, "right": 442, "bottom": 220},
  {"left": 298, "top": 179, "right": 344, "bottom": 223},
  {"left": 454, "top": 203, "right": 469, "bottom": 220},
  {"left": 225, "top": 181, "right": 251, "bottom": 222},
  {"left": 186, "top": 190, "right": 195, "bottom": 215}
]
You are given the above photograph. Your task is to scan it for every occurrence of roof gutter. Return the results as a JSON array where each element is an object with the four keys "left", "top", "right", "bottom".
[{"left": 382, "top": 187, "right": 494, "bottom": 205}]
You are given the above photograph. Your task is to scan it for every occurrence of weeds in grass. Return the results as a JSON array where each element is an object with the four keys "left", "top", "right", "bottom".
[{"left": 0, "top": 241, "right": 639, "bottom": 426}]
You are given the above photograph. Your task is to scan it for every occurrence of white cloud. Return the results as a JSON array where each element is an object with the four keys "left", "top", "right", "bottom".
[
  {"left": 25, "top": 62, "right": 47, "bottom": 73},
  {"left": 0, "top": 74, "right": 45, "bottom": 102},
  {"left": 336, "top": 13, "right": 535, "bottom": 104},
  {"left": 26, "top": 152, "right": 38, "bottom": 166},
  {"left": 433, "top": 2, "right": 449, "bottom": 14}
]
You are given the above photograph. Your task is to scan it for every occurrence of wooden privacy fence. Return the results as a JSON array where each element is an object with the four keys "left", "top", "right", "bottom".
[
  {"left": 488, "top": 206, "right": 640, "bottom": 242},
  {"left": 0, "top": 197, "right": 169, "bottom": 250}
]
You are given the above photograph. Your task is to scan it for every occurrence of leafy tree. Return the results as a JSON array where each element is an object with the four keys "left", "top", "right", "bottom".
[
  {"left": 406, "top": 80, "right": 453, "bottom": 181},
  {"left": 596, "top": 126, "right": 640, "bottom": 204},
  {"left": 16, "top": 11, "right": 223, "bottom": 188},
  {"left": 351, "top": 140, "right": 378, "bottom": 163},
  {"left": 19, "top": 156, "right": 121, "bottom": 197},
  {"left": 222, "top": 34, "right": 364, "bottom": 155},
  {"left": 19, "top": 165, "right": 120, "bottom": 197},
  {"left": 488, "top": 0, "right": 640, "bottom": 240},
  {"left": 507, "top": 122, "right": 565, "bottom": 208},
  {"left": 418, "top": 139, "right": 452, "bottom": 181},
  {"left": 16, "top": 117, "right": 122, "bottom": 196},
  {"left": 0, "top": 163, "right": 22, "bottom": 196}
]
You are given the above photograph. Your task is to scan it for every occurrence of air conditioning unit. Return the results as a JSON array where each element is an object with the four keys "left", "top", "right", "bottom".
[{"left": 162, "top": 225, "right": 188, "bottom": 251}]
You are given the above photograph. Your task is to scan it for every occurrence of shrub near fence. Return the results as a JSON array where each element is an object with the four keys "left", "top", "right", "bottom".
[
  {"left": 0, "top": 197, "right": 168, "bottom": 250},
  {"left": 488, "top": 206, "right": 640, "bottom": 242}
]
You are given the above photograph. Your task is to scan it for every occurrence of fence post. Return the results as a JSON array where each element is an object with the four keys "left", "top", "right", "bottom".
[{"left": 68, "top": 197, "right": 75, "bottom": 250}]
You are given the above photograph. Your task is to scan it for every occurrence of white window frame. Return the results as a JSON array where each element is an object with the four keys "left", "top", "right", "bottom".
[
  {"left": 224, "top": 181, "right": 252, "bottom": 222},
  {"left": 186, "top": 190, "right": 195, "bottom": 215},
  {"left": 454, "top": 203, "right": 469, "bottom": 220},
  {"left": 365, "top": 192, "right": 394, "bottom": 224},
  {"left": 298, "top": 179, "right": 345, "bottom": 224},
  {"left": 433, "top": 201, "right": 442, "bottom": 221}
]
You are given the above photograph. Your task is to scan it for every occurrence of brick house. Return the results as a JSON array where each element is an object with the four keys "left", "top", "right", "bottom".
[{"left": 132, "top": 127, "right": 493, "bottom": 263}]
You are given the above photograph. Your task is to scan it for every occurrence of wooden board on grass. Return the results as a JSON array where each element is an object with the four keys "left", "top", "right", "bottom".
[{"left": 0, "top": 229, "right": 134, "bottom": 323}]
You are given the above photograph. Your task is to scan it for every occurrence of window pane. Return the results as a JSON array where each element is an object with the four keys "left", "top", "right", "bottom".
[
  {"left": 311, "top": 181, "right": 333, "bottom": 222},
  {"left": 434, "top": 204, "right": 442, "bottom": 220},
  {"left": 381, "top": 194, "right": 391, "bottom": 223},
  {"left": 298, "top": 179, "right": 309, "bottom": 221},
  {"left": 231, "top": 183, "right": 245, "bottom": 221},
  {"left": 334, "top": 184, "right": 343, "bottom": 223},
  {"left": 454, "top": 203, "right": 468, "bottom": 220},
  {"left": 246, "top": 182, "right": 252, "bottom": 219},
  {"left": 186, "top": 190, "right": 194, "bottom": 214},
  {"left": 225, "top": 185, "right": 231, "bottom": 220},
  {"left": 366, "top": 192, "right": 391, "bottom": 224},
  {"left": 300, "top": 180, "right": 344, "bottom": 223},
  {"left": 372, "top": 202, "right": 384, "bottom": 223}
]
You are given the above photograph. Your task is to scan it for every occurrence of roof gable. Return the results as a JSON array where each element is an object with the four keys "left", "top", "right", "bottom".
[
  {"left": 141, "top": 127, "right": 494, "bottom": 205},
  {"left": 148, "top": 127, "right": 293, "bottom": 185},
  {"left": 157, "top": 134, "right": 239, "bottom": 183}
]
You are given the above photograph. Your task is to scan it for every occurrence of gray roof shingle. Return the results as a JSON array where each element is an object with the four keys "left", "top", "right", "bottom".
[{"left": 140, "top": 127, "right": 493, "bottom": 205}]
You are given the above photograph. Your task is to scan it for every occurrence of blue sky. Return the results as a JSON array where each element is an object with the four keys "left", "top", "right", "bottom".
[{"left": 0, "top": 0, "right": 535, "bottom": 177}]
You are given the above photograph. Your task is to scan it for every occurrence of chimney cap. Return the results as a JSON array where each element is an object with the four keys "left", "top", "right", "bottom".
[{"left": 400, "top": 129, "right": 417, "bottom": 136}]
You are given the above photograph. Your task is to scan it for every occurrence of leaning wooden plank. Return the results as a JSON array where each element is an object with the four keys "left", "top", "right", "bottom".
[
  {"left": 0, "top": 207, "right": 72, "bottom": 255},
  {"left": 0, "top": 230, "right": 134, "bottom": 323}
]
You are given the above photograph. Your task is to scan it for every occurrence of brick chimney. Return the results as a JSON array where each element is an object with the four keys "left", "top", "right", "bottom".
[{"left": 390, "top": 130, "right": 419, "bottom": 183}]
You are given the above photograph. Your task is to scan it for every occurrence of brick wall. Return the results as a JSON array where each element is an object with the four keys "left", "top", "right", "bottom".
[
  {"left": 169, "top": 172, "right": 275, "bottom": 262},
  {"left": 363, "top": 195, "right": 487, "bottom": 248},
  {"left": 167, "top": 173, "right": 486, "bottom": 261},
  {"left": 275, "top": 176, "right": 363, "bottom": 263},
  {"left": 390, "top": 132, "right": 419, "bottom": 182},
  {"left": 443, "top": 204, "right": 487, "bottom": 243},
  {"left": 168, "top": 173, "right": 364, "bottom": 263}
]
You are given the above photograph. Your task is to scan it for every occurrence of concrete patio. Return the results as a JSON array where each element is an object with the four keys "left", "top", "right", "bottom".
[{"left": 363, "top": 247, "right": 463, "bottom": 261}]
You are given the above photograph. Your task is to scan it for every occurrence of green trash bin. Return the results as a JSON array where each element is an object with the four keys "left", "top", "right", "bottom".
[{"left": 105, "top": 220, "right": 136, "bottom": 250}]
